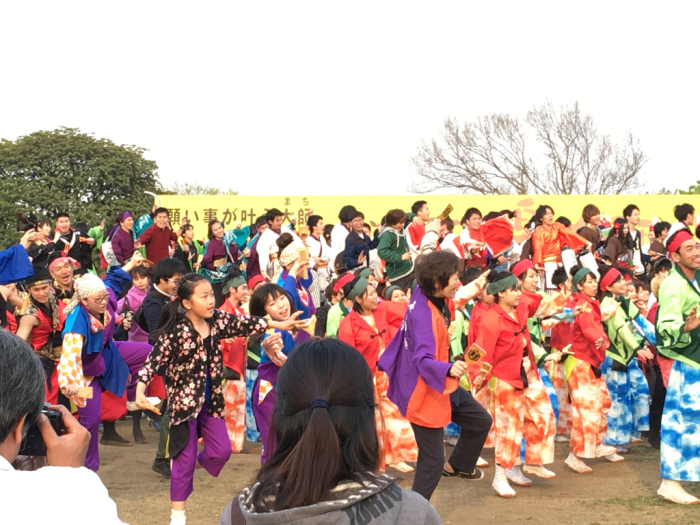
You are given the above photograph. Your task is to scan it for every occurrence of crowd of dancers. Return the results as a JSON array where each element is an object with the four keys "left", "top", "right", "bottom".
[{"left": 2, "top": 198, "right": 700, "bottom": 524}]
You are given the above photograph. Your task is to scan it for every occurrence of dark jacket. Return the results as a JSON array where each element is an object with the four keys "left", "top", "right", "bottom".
[
  {"left": 138, "top": 286, "right": 170, "bottom": 345},
  {"left": 343, "top": 230, "right": 378, "bottom": 270}
]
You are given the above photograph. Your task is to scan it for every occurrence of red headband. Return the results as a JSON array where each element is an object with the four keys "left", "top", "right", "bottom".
[
  {"left": 511, "top": 259, "right": 534, "bottom": 278},
  {"left": 600, "top": 268, "right": 621, "bottom": 291},
  {"left": 334, "top": 273, "right": 355, "bottom": 293},
  {"left": 48, "top": 252, "right": 79, "bottom": 271},
  {"left": 247, "top": 274, "right": 265, "bottom": 290},
  {"left": 667, "top": 229, "right": 694, "bottom": 254}
]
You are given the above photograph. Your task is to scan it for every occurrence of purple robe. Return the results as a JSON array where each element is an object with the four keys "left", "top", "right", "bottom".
[{"left": 377, "top": 287, "right": 452, "bottom": 417}]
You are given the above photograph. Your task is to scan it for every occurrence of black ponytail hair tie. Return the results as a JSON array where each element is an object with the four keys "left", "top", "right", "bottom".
[{"left": 310, "top": 398, "right": 330, "bottom": 410}]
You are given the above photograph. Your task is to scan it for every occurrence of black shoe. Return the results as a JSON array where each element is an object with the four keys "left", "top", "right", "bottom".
[
  {"left": 152, "top": 458, "right": 171, "bottom": 478},
  {"left": 443, "top": 466, "right": 484, "bottom": 480},
  {"left": 100, "top": 434, "right": 134, "bottom": 447}
]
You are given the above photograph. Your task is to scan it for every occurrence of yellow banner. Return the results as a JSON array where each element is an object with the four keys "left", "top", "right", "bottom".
[{"left": 158, "top": 194, "right": 699, "bottom": 244}]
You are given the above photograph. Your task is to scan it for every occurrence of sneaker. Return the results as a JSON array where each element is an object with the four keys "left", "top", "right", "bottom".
[
  {"left": 443, "top": 466, "right": 484, "bottom": 480},
  {"left": 493, "top": 466, "right": 516, "bottom": 497},
  {"left": 605, "top": 453, "right": 625, "bottom": 463},
  {"left": 554, "top": 435, "right": 570, "bottom": 443},
  {"left": 476, "top": 456, "right": 489, "bottom": 468},
  {"left": 389, "top": 461, "right": 415, "bottom": 473},
  {"left": 523, "top": 464, "right": 556, "bottom": 479},
  {"left": 658, "top": 479, "right": 700, "bottom": 505},
  {"left": 565, "top": 453, "right": 592, "bottom": 474},
  {"left": 506, "top": 466, "right": 532, "bottom": 487},
  {"left": 152, "top": 458, "right": 171, "bottom": 478},
  {"left": 594, "top": 444, "right": 617, "bottom": 458}
]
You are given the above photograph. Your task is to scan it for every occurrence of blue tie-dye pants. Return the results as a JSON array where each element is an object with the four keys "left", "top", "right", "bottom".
[
  {"left": 245, "top": 369, "right": 261, "bottom": 442},
  {"left": 601, "top": 356, "right": 650, "bottom": 445},
  {"left": 660, "top": 359, "right": 700, "bottom": 481}
]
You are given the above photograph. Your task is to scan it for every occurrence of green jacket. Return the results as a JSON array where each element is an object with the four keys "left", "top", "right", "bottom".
[
  {"left": 450, "top": 308, "right": 468, "bottom": 360},
  {"left": 656, "top": 265, "right": 700, "bottom": 369},
  {"left": 326, "top": 302, "right": 350, "bottom": 339},
  {"left": 377, "top": 228, "right": 413, "bottom": 280},
  {"left": 601, "top": 294, "right": 643, "bottom": 366}
]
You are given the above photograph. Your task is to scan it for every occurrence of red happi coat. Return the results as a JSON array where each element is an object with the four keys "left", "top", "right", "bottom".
[
  {"left": 570, "top": 293, "right": 610, "bottom": 368},
  {"left": 338, "top": 300, "right": 407, "bottom": 375},
  {"left": 549, "top": 293, "right": 576, "bottom": 351},
  {"left": 475, "top": 291, "right": 542, "bottom": 389},
  {"left": 220, "top": 299, "right": 247, "bottom": 377}
]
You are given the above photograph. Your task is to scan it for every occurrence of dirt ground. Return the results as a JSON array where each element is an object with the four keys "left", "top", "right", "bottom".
[{"left": 100, "top": 421, "right": 700, "bottom": 525}]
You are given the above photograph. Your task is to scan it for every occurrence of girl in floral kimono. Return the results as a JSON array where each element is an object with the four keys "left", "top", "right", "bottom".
[{"left": 135, "top": 273, "right": 303, "bottom": 525}]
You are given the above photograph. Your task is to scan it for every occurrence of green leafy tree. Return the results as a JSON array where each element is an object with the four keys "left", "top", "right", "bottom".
[
  {"left": 159, "top": 182, "right": 239, "bottom": 195},
  {"left": 680, "top": 181, "right": 700, "bottom": 194},
  {"left": 0, "top": 127, "right": 160, "bottom": 249}
]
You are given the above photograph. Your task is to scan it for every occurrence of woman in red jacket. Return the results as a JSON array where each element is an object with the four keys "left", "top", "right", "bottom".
[
  {"left": 566, "top": 266, "right": 617, "bottom": 474},
  {"left": 338, "top": 276, "right": 416, "bottom": 472},
  {"left": 474, "top": 271, "right": 556, "bottom": 498},
  {"left": 219, "top": 271, "right": 251, "bottom": 454}
]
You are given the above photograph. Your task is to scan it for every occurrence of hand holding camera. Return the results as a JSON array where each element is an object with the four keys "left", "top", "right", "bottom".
[{"left": 30, "top": 405, "right": 90, "bottom": 467}]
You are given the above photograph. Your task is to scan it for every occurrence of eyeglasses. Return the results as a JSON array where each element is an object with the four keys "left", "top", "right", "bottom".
[
  {"left": 167, "top": 277, "right": 182, "bottom": 285},
  {"left": 91, "top": 295, "right": 109, "bottom": 305}
]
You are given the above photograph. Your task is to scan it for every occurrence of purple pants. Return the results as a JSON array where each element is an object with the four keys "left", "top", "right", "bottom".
[
  {"left": 114, "top": 341, "right": 152, "bottom": 402},
  {"left": 78, "top": 342, "right": 152, "bottom": 472},
  {"left": 251, "top": 362, "right": 280, "bottom": 465},
  {"left": 170, "top": 403, "right": 232, "bottom": 502}
]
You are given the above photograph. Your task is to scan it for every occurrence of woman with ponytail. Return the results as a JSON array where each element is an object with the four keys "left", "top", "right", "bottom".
[
  {"left": 135, "top": 274, "right": 305, "bottom": 525},
  {"left": 220, "top": 338, "right": 441, "bottom": 525}
]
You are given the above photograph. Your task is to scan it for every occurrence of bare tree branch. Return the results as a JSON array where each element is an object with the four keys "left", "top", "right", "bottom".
[{"left": 411, "top": 101, "right": 646, "bottom": 195}]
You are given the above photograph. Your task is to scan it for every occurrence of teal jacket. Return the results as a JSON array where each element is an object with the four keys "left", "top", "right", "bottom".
[{"left": 377, "top": 228, "right": 413, "bottom": 281}]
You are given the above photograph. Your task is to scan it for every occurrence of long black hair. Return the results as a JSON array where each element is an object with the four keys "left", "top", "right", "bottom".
[
  {"left": 207, "top": 219, "right": 223, "bottom": 240},
  {"left": 251, "top": 338, "right": 379, "bottom": 511},
  {"left": 153, "top": 273, "right": 209, "bottom": 340},
  {"left": 605, "top": 218, "right": 633, "bottom": 250}
]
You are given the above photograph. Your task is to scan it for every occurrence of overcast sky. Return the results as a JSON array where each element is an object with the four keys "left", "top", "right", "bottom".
[{"left": 2, "top": 1, "right": 698, "bottom": 196}]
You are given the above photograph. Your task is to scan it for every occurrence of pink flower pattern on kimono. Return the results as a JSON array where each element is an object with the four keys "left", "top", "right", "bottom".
[{"left": 138, "top": 309, "right": 268, "bottom": 425}]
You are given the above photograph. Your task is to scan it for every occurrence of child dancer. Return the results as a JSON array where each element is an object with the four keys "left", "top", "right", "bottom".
[
  {"left": 248, "top": 283, "right": 305, "bottom": 465},
  {"left": 219, "top": 269, "right": 252, "bottom": 454},
  {"left": 135, "top": 273, "right": 303, "bottom": 525},
  {"left": 59, "top": 253, "right": 152, "bottom": 469}
]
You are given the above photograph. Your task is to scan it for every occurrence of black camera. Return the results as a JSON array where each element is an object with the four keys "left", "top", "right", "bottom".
[{"left": 18, "top": 407, "right": 65, "bottom": 456}]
